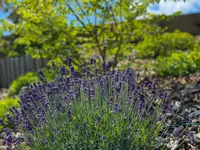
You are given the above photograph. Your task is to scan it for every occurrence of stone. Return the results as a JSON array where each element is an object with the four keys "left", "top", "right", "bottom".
[
  {"left": 188, "top": 111, "right": 200, "bottom": 118},
  {"left": 196, "top": 133, "right": 200, "bottom": 139},
  {"left": 172, "top": 101, "right": 181, "bottom": 112}
]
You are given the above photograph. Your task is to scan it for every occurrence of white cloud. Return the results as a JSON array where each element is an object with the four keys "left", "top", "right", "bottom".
[{"left": 147, "top": 0, "right": 200, "bottom": 15}]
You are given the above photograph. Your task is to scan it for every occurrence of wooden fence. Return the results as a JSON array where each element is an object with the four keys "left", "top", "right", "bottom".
[{"left": 0, "top": 55, "right": 48, "bottom": 88}]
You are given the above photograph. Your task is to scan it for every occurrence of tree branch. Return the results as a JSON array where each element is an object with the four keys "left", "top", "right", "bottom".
[
  {"left": 74, "top": 0, "right": 92, "bottom": 26},
  {"left": 66, "top": 2, "right": 89, "bottom": 32}
]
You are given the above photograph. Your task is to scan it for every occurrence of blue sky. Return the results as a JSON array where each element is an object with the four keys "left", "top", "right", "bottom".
[
  {"left": 1, "top": 0, "right": 200, "bottom": 19},
  {"left": 1, "top": 0, "right": 200, "bottom": 36},
  {"left": 147, "top": 0, "right": 200, "bottom": 15}
]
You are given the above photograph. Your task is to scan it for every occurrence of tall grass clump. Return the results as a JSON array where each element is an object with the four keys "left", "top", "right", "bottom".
[{"left": 1, "top": 58, "right": 172, "bottom": 150}]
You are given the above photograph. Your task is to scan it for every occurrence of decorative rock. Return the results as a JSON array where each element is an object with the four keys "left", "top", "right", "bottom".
[
  {"left": 172, "top": 101, "right": 181, "bottom": 112},
  {"left": 188, "top": 111, "right": 200, "bottom": 118},
  {"left": 196, "top": 133, "right": 200, "bottom": 139},
  {"left": 15, "top": 132, "right": 24, "bottom": 139}
]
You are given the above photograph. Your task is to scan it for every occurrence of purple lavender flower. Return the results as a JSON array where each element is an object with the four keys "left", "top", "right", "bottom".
[
  {"left": 23, "top": 121, "right": 33, "bottom": 132},
  {"left": 96, "top": 116, "right": 101, "bottom": 125},
  {"left": 39, "top": 75, "right": 46, "bottom": 82},
  {"left": 102, "top": 135, "right": 106, "bottom": 140},
  {"left": 90, "top": 58, "right": 96, "bottom": 65},
  {"left": 149, "top": 105, "right": 155, "bottom": 116},
  {"left": 113, "top": 103, "right": 120, "bottom": 113},
  {"left": 60, "top": 106, "right": 66, "bottom": 113},
  {"left": 5, "top": 147, "right": 13, "bottom": 150},
  {"left": 100, "top": 79, "right": 104, "bottom": 86},
  {"left": 173, "top": 126, "right": 184, "bottom": 137},
  {"left": 116, "top": 87, "right": 120, "bottom": 93},
  {"left": 29, "top": 85, "right": 33, "bottom": 89},
  {"left": 68, "top": 110, "right": 72, "bottom": 122},
  {"left": 106, "top": 61, "right": 112, "bottom": 71},
  {"left": 90, "top": 73, "right": 93, "bottom": 79},
  {"left": 47, "top": 81, "right": 55, "bottom": 88},
  {"left": 59, "top": 66, "right": 66, "bottom": 75},
  {"left": 102, "top": 62, "right": 106, "bottom": 71},
  {"left": 63, "top": 95, "right": 68, "bottom": 101},
  {"left": 6, "top": 114, "right": 14, "bottom": 126},
  {"left": 139, "top": 95, "right": 145, "bottom": 117},
  {"left": 163, "top": 103, "right": 172, "bottom": 114},
  {"left": 71, "top": 66, "right": 74, "bottom": 73},
  {"left": 83, "top": 87, "right": 88, "bottom": 95},
  {"left": 67, "top": 57, "right": 72, "bottom": 67},
  {"left": 109, "top": 96, "right": 113, "bottom": 104},
  {"left": 128, "top": 96, "right": 132, "bottom": 102},
  {"left": 56, "top": 103, "right": 62, "bottom": 112},
  {"left": 68, "top": 90, "right": 74, "bottom": 99},
  {"left": 95, "top": 68, "right": 98, "bottom": 75},
  {"left": 90, "top": 88, "right": 95, "bottom": 96},
  {"left": 38, "top": 70, "right": 45, "bottom": 78},
  {"left": 73, "top": 71, "right": 79, "bottom": 78},
  {"left": 86, "top": 69, "right": 90, "bottom": 77},
  {"left": 0, "top": 119, "right": 7, "bottom": 127},
  {"left": 83, "top": 121, "right": 87, "bottom": 128},
  {"left": 52, "top": 61, "right": 56, "bottom": 69},
  {"left": 54, "top": 128, "right": 60, "bottom": 134},
  {"left": 50, "top": 136, "right": 55, "bottom": 142},
  {"left": 4, "top": 135, "right": 13, "bottom": 146},
  {"left": 3, "top": 128, "right": 11, "bottom": 136}
]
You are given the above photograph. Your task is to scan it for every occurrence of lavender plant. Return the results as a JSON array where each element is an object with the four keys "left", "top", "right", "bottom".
[{"left": 1, "top": 58, "right": 171, "bottom": 150}]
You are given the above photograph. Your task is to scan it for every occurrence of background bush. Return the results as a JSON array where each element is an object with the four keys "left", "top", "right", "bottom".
[
  {"left": 0, "top": 97, "right": 19, "bottom": 130},
  {"left": 135, "top": 30, "right": 199, "bottom": 58},
  {"left": 8, "top": 68, "right": 57, "bottom": 96},
  {"left": 154, "top": 49, "right": 200, "bottom": 77},
  {"left": 8, "top": 72, "right": 39, "bottom": 96}
]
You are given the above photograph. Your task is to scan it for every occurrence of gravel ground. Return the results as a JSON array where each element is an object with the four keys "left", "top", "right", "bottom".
[
  {"left": 0, "top": 89, "right": 8, "bottom": 100},
  {"left": 138, "top": 72, "right": 200, "bottom": 150}
]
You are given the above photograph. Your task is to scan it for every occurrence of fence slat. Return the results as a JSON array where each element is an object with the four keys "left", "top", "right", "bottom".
[
  {"left": 20, "top": 56, "right": 25, "bottom": 75},
  {"left": 1, "top": 60, "right": 6, "bottom": 87},
  {"left": 0, "top": 60, "right": 3, "bottom": 88},
  {"left": 0, "top": 55, "right": 47, "bottom": 88},
  {"left": 15, "top": 57, "right": 20, "bottom": 78},
  {"left": 10, "top": 57, "right": 15, "bottom": 83},
  {"left": 28, "top": 55, "right": 34, "bottom": 72},
  {"left": 6, "top": 57, "right": 10, "bottom": 87}
]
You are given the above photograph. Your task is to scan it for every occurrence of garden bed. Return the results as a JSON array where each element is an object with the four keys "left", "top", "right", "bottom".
[
  {"left": 140, "top": 72, "right": 200, "bottom": 150},
  {"left": 0, "top": 69, "right": 199, "bottom": 149}
]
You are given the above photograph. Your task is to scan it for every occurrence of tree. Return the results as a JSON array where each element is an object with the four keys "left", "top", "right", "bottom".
[{"left": 0, "top": 0, "right": 183, "bottom": 68}]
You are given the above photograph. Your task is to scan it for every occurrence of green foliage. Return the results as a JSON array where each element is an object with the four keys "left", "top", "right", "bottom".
[
  {"left": 8, "top": 72, "right": 39, "bottom": 96},
  {"left": 0, "top": 97, "right": 19, "bottom": 130},
  {"left": 22, "top": 106, "right": 162, "bottom": 150},
  {"left": 135, "top": 30, "right": 199, "bottom": 58},
  {"left": 0, "top": 0, "right": 182, "bottom": 67},
  {"left": 154, "top": 49, "right": 200, "bottom": 77},
  {"left": 8, "top": 68, "right": 58, "bottom": 96}
]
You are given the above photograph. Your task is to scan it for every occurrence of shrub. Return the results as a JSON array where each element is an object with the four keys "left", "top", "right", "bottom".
[
  {"left": 1, "top": 59, "right": 172, "bottom": 150},
  {"left": 0, "top": 97, "right": 19, "bottom": 130},
  {"left": 8, "top": 72, "right": 39, "bottom": 96},
  {"left": 8, "top": 68, "right": 57, "bottom": 96},
  {"left": 135, "top": 30, "right": 199, "bottom": 58},
  {"left": 154, "top": 50, "right": 200, "bottom": 77}
]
